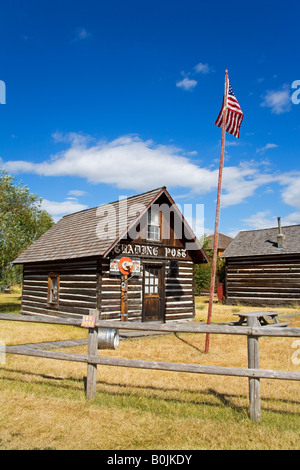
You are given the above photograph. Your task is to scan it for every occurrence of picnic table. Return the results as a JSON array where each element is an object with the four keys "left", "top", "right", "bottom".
[{"left": 232, "top": 311, "right": 290, "bottom": 327}]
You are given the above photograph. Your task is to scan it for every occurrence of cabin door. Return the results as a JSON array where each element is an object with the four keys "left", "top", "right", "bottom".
[{"left": 143, "top": 264, "right": 165, "bottom": 322}]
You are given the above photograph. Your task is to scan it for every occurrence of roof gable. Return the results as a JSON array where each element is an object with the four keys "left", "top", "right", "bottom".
[
  {"left": 13, "top": 187, "right": 208, "bottom": 264},
  {"left": 207, "top": 233, "right": 233, "bottom": 250},
  {"left": 222, "top": 225, "right": 300, "bottom": 258}
]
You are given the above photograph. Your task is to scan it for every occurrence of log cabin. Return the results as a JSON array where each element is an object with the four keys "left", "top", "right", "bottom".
[
  {"left": 14, "top": 187, "right": 209, "bottom": 322},
  {"left": 222, "top": 221, "right": 300, "bottom": 306}
]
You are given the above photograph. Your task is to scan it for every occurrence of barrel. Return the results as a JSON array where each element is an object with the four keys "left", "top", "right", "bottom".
[{"left": 98, "top": 328, "right": 119, "bottom": 350}]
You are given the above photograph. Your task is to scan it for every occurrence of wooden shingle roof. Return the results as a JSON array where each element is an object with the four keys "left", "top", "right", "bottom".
[
  {"left": 14, "top": 187, "right": 208, "bottom": 264},
  {"left": 222, "top": 225, "right": 300, "bottom": 258},
  {"left": 207, "top": 233, "right": 233, "bottom": 250}
]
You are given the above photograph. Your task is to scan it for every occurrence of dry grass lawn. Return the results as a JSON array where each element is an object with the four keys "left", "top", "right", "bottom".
[{"left": 0, "top": 292, "right": 299, "bottom": 450}]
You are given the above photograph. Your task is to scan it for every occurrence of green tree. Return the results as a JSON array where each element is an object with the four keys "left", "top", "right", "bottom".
[
  {"left": 194, "top": 234, "right": 226, "bottom": 294},
  {"left": 194, "top": 234, "right": 213, "bottom": 294},
  {"left": 216, "top": 256, "right": 226, "bottom": 284},
  {"left": 0, "top": 171, "right": 54, "bottom": 285}
]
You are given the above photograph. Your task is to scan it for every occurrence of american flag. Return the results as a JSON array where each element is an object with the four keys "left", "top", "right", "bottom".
[{"left": 215, "top": 79, "right": 243, "bottom": 138}]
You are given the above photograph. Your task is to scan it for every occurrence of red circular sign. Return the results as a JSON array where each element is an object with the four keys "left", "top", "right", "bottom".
[{"left": 118, "top": 257, "right": 134, "bottom": 275}]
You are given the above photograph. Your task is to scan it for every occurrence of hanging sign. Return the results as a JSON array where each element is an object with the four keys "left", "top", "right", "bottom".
[
  {"left": 81, "top": 315, "right": 97, "bottom": 328},
  {"left": 112, "top": 243, "right": 187, "bottom": 259},
  {"left": 110, "top": 258, "right": 140, "bottom": 275},
  {"left": 118, "top": 257, "right": 134, "bottom": 275}
]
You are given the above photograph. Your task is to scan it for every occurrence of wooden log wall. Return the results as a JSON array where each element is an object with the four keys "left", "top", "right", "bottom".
[
  {"left": 22, "top": 257, "right": 195, "bottom": 321},
  {"left": 225, "top": 254, "right": 300, "bottom": 306},
  {"left": 165, "top": 260, "right": 195, "bottom": 321},
  {"left": 99, "top": 258, "right": 195, "bottom": 321},
  {"left": 98, "top": 259, "right": 143, "bottom": 321},
  {"left": 22, "top": 260, "right": 98, "bottom": 318}
]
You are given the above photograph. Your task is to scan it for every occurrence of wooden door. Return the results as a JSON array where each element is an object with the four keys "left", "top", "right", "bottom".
[{"left": 143, "top": 265, "right": 164, "bottom": 322}]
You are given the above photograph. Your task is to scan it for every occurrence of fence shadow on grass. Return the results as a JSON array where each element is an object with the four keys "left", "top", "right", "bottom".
[
  {"left": 0, "top": 365, "right": 245, "bottom": 414},
  {"left": 1, "top": 366, "right": 299, "bottom": 419}
]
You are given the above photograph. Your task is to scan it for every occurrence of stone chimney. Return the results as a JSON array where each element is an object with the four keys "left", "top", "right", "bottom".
[{"left": 277, "top": 217, "right": 285, "bottom": 249}]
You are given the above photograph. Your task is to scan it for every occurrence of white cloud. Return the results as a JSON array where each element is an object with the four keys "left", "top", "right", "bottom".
[
  {"left": 279, "top": 172, "right": 300, "bottom": 210},
  {"left": 176, "top": 61, "right": 213, "bottom": 91},
  {"left": 256, "top": 143, "right": 278, "bottom": 153},
  {"left": 1, "top": 134, "right": 217, "bottom": 194},
  {"left": 221, "top": 163, "right": 274, "bottom": 208},
  {"left": 240, "top": 172, "right": 300, "bottom": 230},
  {"left": 1, "top": 133, "right": 298, "bottom": 213},
  {"left": 242, "top": 209, "right": 300, "bottom": 231},
  {"left": 68, "top": 189, "right": 87, "bottom": 197},
  {"left": 225, "top": 140, "right": 241, "bottom": 147},
  {"left": 226, "top": 229, "right": 240, "bottom": 238},
  {"left": 74, "top": 27, "right": 91, "bottom": 41},
  {"left": 41, "top": 198, "right": 88, "bottom": 222},
  {"left": 242, "top": 211, "right": 278, "bottom": 230},
  {"left": 260, "top": 85, "right": 292, "bottom": 114},
  {"left": 194, "top": 62, "right": 213, "bottom": 74},
  {"left": 176, "top": 77, "right": 198, "bottom": 91},
  {"left": 282, "top": 211, "right": 300, "bottom": 225},
  {"left": 52, "top": 131, "right": 93, "bottom": 146}
]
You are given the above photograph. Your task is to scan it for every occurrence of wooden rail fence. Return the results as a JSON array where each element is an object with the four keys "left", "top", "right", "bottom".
[{"left": 1, "top": 311, "right": 300, "bottom": 422}]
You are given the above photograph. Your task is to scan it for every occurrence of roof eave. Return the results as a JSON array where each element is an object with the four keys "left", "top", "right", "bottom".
[
  {"left": 103, "top": 186, "right": 209, "bottom": 263},
  {"left": 102, "top": 187, "right": 166, "bottom": 258}
]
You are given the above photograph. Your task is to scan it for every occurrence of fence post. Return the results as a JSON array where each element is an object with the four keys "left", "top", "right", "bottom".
[
  {"left": 86, "top": 309, "right": 99, "bottom": 400},
  {"left": 247, "top": 316, "right": 261, "bottom": 422}
]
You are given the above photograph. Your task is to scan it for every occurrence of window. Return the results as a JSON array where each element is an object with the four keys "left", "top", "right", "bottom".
[
  {"left": 48, "top": 274, "right": 60, "bottom": 306},
  {"left": 147, "top": 208, "right": 161, "bottom": 241},
  {"left": 144, "top": 266, "right": 159, "bottom": 294},
  {"left": 169, "top": 260, "right": 178, "bottom": 277}
]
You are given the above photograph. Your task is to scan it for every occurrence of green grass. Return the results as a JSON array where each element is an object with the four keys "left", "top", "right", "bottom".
[
  {"left": 0, "top": 288, "right": 21, "bottom": 315},
  {"left": 232, "top": 307, "right": 241, "bottom": 314}
]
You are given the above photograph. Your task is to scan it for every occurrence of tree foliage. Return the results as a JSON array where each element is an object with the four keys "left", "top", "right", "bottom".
[
  {"left": 194, "top": 234, "right": 212, "bottom": 294},
  {"left": 194, "top": 234, "right": 226, "bottom": 294},
  {"left": 0, "top": 171, "right": 54, "bottom": 285}
]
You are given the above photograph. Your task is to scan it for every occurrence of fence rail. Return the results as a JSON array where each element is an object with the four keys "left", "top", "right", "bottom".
[
  {"left": 1, "top": 312, "right": 300, "bottom": 422},
  {"left": 1, "top": 313, "right": 299, "bottom": 337}
]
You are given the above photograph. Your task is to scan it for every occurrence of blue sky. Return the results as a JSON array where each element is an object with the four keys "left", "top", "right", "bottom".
[{"left": 1, "top": 0, "right": 300, "bottom": 238}]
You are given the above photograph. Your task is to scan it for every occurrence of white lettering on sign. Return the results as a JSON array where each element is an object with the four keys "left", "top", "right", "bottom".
[
  {"left": 113, "top": 243, "right": 186, "bottom": 259},
  {"left": 164, "top": 247, "right": 187, "bottom": 258}
]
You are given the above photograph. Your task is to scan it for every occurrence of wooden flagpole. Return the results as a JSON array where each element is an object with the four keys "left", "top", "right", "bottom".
[{"left": 205, "top": 69, "right": 229, "bottom": 354}]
